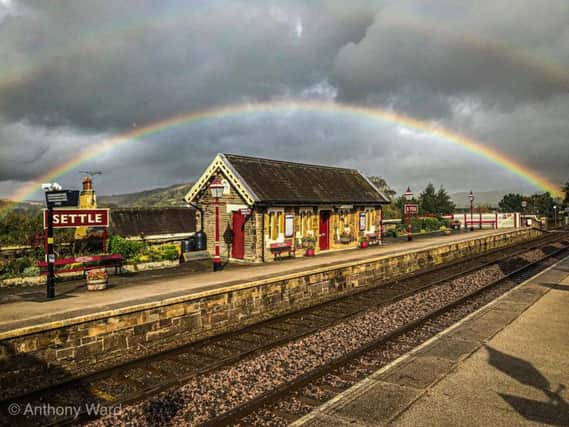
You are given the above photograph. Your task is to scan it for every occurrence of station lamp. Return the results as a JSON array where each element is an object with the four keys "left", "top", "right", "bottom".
[
  {"left": 468, "top": 191, "right": 475, "bottom": 232},
  {"left": 521, "top": 200, "right": 527, "bottom": 227},
  {"left": 41, "top": 182, "right": 63, "bottom": 299},
  {"left": 210, "top": 176, "right": 225, "bottom": 272},
  {"left": 404, "top": 187, "right": 414, "bottom": 241}
]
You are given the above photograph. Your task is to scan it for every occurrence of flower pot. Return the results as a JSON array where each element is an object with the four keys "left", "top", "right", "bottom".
[
  {"left": 360, "top": 241, "right": 369, "bottom": 249},
  {"left": 87, "top": 279, "right": 108, "bottom": 291},
  {"left": 86, "top": 268, "right": 108, "bottom": 291},
  {"left": 305, "top": 248, "right": 315, "bottom": 257}
]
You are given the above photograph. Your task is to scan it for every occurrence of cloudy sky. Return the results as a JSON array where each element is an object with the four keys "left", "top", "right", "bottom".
[{"left": 0, "top": 0, "right": 567, "bottom": 200}]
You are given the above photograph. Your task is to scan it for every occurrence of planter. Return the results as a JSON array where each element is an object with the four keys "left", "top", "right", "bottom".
[
  {"left": 86, "top": 279, "right": 108, "bottom": 291},
  {"left": 339, "top": 237, "right": 352, "bottom": 244},
  {"left": 359, "top": 241, "right": 369, "bottom": 249},
  {"left": 304, "top": 248, "right": 315, "bottom": 257},
  {"left": 86, "top": 268, "right": 108, "bottom": 291}
]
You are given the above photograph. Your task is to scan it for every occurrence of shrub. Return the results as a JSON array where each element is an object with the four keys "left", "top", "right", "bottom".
[
  {"left": 2, "top": 257, "right": 33, "bottom": 276},
  {"left": 108, "top": 235, "right": 144, "bottom": 261},
  {"left": 22, "top": 266, "right": 40, "bottom": 277},
  {"left": 160, "top": 244, "right": 180, "bottom": 261}
]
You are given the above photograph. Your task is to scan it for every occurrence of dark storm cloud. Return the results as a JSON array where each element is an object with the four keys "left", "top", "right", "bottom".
[
  {"left": 334, "top": 0, "right": 569, "bottom": 110},
  {"left": 0, "top": 0, "right": 375, "bottom": 130},
  {"left": 0, "top": 0, "right": 567, "bottom": 199}
]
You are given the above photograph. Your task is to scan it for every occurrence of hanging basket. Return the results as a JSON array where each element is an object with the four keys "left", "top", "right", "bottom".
[{"left": 86, "top": 268, "right": 108, "bottom": 291}]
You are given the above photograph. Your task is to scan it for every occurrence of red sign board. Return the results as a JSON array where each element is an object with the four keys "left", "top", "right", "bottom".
[
  {"left": 405, "top": 204, "right": 419, "bottom": 214},
  {"left": 43, "top": 209, "right": 109, "bottom": 229}
]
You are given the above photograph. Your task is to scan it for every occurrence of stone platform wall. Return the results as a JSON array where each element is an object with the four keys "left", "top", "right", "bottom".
[{"left": 0, "top": 228, "right": 542, "bottom": 400}]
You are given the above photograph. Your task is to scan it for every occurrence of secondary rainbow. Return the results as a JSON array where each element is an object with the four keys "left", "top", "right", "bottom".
[{"left": 3, "top": 100, "right": 563, "bottom": 211}]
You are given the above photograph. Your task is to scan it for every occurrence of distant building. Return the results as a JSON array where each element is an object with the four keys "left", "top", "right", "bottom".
[
  {"left": 75, "top": 176, "right": 97, "bottom": 239},
  {"left": 184, "top": 154, "right": 390, "bottom": 262}
]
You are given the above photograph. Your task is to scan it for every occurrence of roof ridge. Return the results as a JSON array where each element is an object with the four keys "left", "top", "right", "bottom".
[{"left": 222, "top": 153, "right": 359, "bottom": 173}]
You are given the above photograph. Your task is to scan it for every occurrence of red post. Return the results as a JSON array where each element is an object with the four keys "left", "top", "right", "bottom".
[
  {"left": 464, "top": 212, "right": 467, "bottom": 229},
  {"left": 379, "top": 208, "right": 383, "bottom": 244},
  {"left": 407, "top": 209, "right": 412, "bottom": 241},
  {"left": 214, "top": 195, "right": 221, "bottom": 271},
  {"left": 495, "top": 212, "right": 498, "bottom": 229},
  {"left": 479, "top": 208, "right": 482, "bottom": 229}
]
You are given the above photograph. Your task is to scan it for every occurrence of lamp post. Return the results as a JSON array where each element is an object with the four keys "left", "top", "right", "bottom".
[
  {"left": 210, "top": 176, "right": 224, "bottom": 272},
  {"left": 404, "top": 187, "right": 414, "bottom": 241},
  {"left": 468, "top": 191, "right": 474, "bottom": 232},
  {"left": 521, "top": 200, "right": 527, "bottom": 227},
  {"left": 42, "top": 182, "right": 62, "bottom": 299},
  {"left": 553, "top": 205, "right": 557, "bottom": 228}
]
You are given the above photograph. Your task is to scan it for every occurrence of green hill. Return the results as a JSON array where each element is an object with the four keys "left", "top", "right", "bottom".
[{"left": 98, "top": 183, "right": 194, "bottom": 208}]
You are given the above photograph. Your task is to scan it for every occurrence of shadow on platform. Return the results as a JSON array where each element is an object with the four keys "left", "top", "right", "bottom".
[
  {"left": 534, "top": 282, "right": 569, "bottom": 292},
  {"left": 485, "top": 345, "right": 568, "bottom": 426}
]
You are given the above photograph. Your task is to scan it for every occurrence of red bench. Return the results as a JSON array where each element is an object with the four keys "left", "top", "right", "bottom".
[
  {"left": 39, "top": 254, "right": 123, "bottom": 277},
  {"left": 269, "top": 240, "right": 295, "bottom": 260}
]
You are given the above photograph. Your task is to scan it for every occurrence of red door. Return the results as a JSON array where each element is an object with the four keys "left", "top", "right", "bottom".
[
  {"left": 231, "top": 212, "right": 246, "bottom": 259},
  {"left": 319, "top": 211, "right": 330, "bottom": 250}
]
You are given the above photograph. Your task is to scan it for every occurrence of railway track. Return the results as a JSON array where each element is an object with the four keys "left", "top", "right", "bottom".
[
  {"left": 2, "top": 232, "right": 567, "bottom": 426},
  {"left": 232, "top": 242, "right": 569, "bottom": 426}
]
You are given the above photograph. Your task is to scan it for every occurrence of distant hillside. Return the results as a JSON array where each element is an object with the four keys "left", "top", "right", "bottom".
[
  {"left": 98, "top": 183, "right": 194, "bottom": 208},
  {"left": 450, "top": 191, "right": 505, "bottom": 209}
]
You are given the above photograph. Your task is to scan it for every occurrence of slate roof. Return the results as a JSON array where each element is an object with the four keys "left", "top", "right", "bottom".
[
  {"left": 223, "top": 154, "right": 389, "bottom": 205},
  {"left": 110, "top": 208, "right": 196, "bottom": 238}
]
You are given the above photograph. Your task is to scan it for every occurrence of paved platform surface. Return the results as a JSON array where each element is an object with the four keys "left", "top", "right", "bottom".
[
  {"left": 0, "top": 229, "right": 513, "bottom": 335},
  {"left": 294, "top": 254, "right": 569, "bottom": 427}
]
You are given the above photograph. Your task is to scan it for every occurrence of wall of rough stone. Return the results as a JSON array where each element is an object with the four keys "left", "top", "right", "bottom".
[{"left": 0, "top": 228, "right": 541, "bottom": 400}]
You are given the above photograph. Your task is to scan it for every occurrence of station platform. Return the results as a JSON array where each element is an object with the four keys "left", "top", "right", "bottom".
[
  {"left": 294, "top": 254, "right": 569, "bottom": 426},
  {"left": 0, "top": 228, "right": 517, "bottom": 337}
]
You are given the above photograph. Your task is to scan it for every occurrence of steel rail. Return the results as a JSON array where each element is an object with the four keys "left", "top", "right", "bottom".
[
  {"left": 200, "top": 243, "right": 569, "bottom": 426},
  {"left": 2, "top": 233, "right": 566, "bottom": 426}
]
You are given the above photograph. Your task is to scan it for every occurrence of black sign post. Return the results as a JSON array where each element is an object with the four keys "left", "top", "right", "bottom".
[
  {"left": 44, "top": 190, "right": 79, "bottom": 299},
  {"left": 46, "top": 205, "right": 55, "bottom": 299}
]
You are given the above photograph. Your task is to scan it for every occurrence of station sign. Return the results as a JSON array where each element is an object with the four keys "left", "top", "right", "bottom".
[
  {"left": 404, "top": 203, "right": 419, "bottom": 214},
  {"left": 239, "top": 208, "right": 252, "bottom": 216},
  {"left": 45, "top": 190, "right": 80, "bottom": 208},
  {"left": 43, "top": 208, "right": 109, "bottom": 229}
]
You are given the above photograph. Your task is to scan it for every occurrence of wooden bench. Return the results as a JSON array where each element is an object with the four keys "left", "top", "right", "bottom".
[
  {"left": 39, "top": 254, "right": 123, "bottom": 277},
  {"left": 269, "top": 240, "right": 295, "bottom": 260},
  {"left": 366, "top": 233, "right": 380, "bottom": 246}
]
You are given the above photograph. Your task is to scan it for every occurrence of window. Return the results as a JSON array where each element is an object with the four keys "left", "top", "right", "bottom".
[
  {"left": 285, "top": 214, "right": 294, "bottom": 237},
  {"left": 359, "top": 212, "right": 366, "bottom": 231}
]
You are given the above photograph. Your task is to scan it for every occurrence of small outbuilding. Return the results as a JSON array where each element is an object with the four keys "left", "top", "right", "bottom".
[
  {"left": 184, "top": 154, "right": 390, "bottom": 262},
  {"left": 110, "top": 207, "right": 196, "bottom": 243}
]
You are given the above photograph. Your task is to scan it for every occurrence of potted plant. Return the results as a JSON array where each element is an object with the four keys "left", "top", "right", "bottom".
[
  {"left": 301, "top": 236, "right": 316, "bottom": 256},
  {"left": 86, "top": 268, "right": 108, "bottom": 291},
  {"left": 359, "top": 235, "right": 369, "bottom": 249},
  {"left": 339, "top": 231, "right": 353, "bottom": 244}
]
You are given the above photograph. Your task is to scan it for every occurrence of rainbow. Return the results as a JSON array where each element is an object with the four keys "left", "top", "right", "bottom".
[{"left": 2, "top": 100, "right": 563, "bottom": 212}]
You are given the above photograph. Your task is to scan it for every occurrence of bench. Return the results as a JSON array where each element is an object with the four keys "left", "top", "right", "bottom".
[
  {"left": 269, "top": 240, "right": 295, "bottom": 260},
  {"left": 39, "top": 254, "right": 123, "bottom": 277},
  {"left": 366, "top": 233, "right": 380, "bottom": 246}
]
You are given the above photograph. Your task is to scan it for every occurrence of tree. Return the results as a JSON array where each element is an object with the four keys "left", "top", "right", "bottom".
[
  {"left": 367, "top": 176, "right": 396, "bottom": 199},
  {"left": 435, "top": 186, "right": 456, "bottom": 215},
  {"left": 498, "top": 193, "right": 522, "bottom": 212},
  {"left": 528, "top": 192, "right": 555, "bottom": 217},
  {"left": 563, "top": 181, "right": 569, "bottom": 205},
  {"left": 418, "top": 183, "right": 438, "bottom": 215}
]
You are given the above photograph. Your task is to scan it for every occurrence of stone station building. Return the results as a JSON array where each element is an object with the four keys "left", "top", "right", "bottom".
[{"left": 184, "top": 154, "right": 390, "bottom": 262}]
